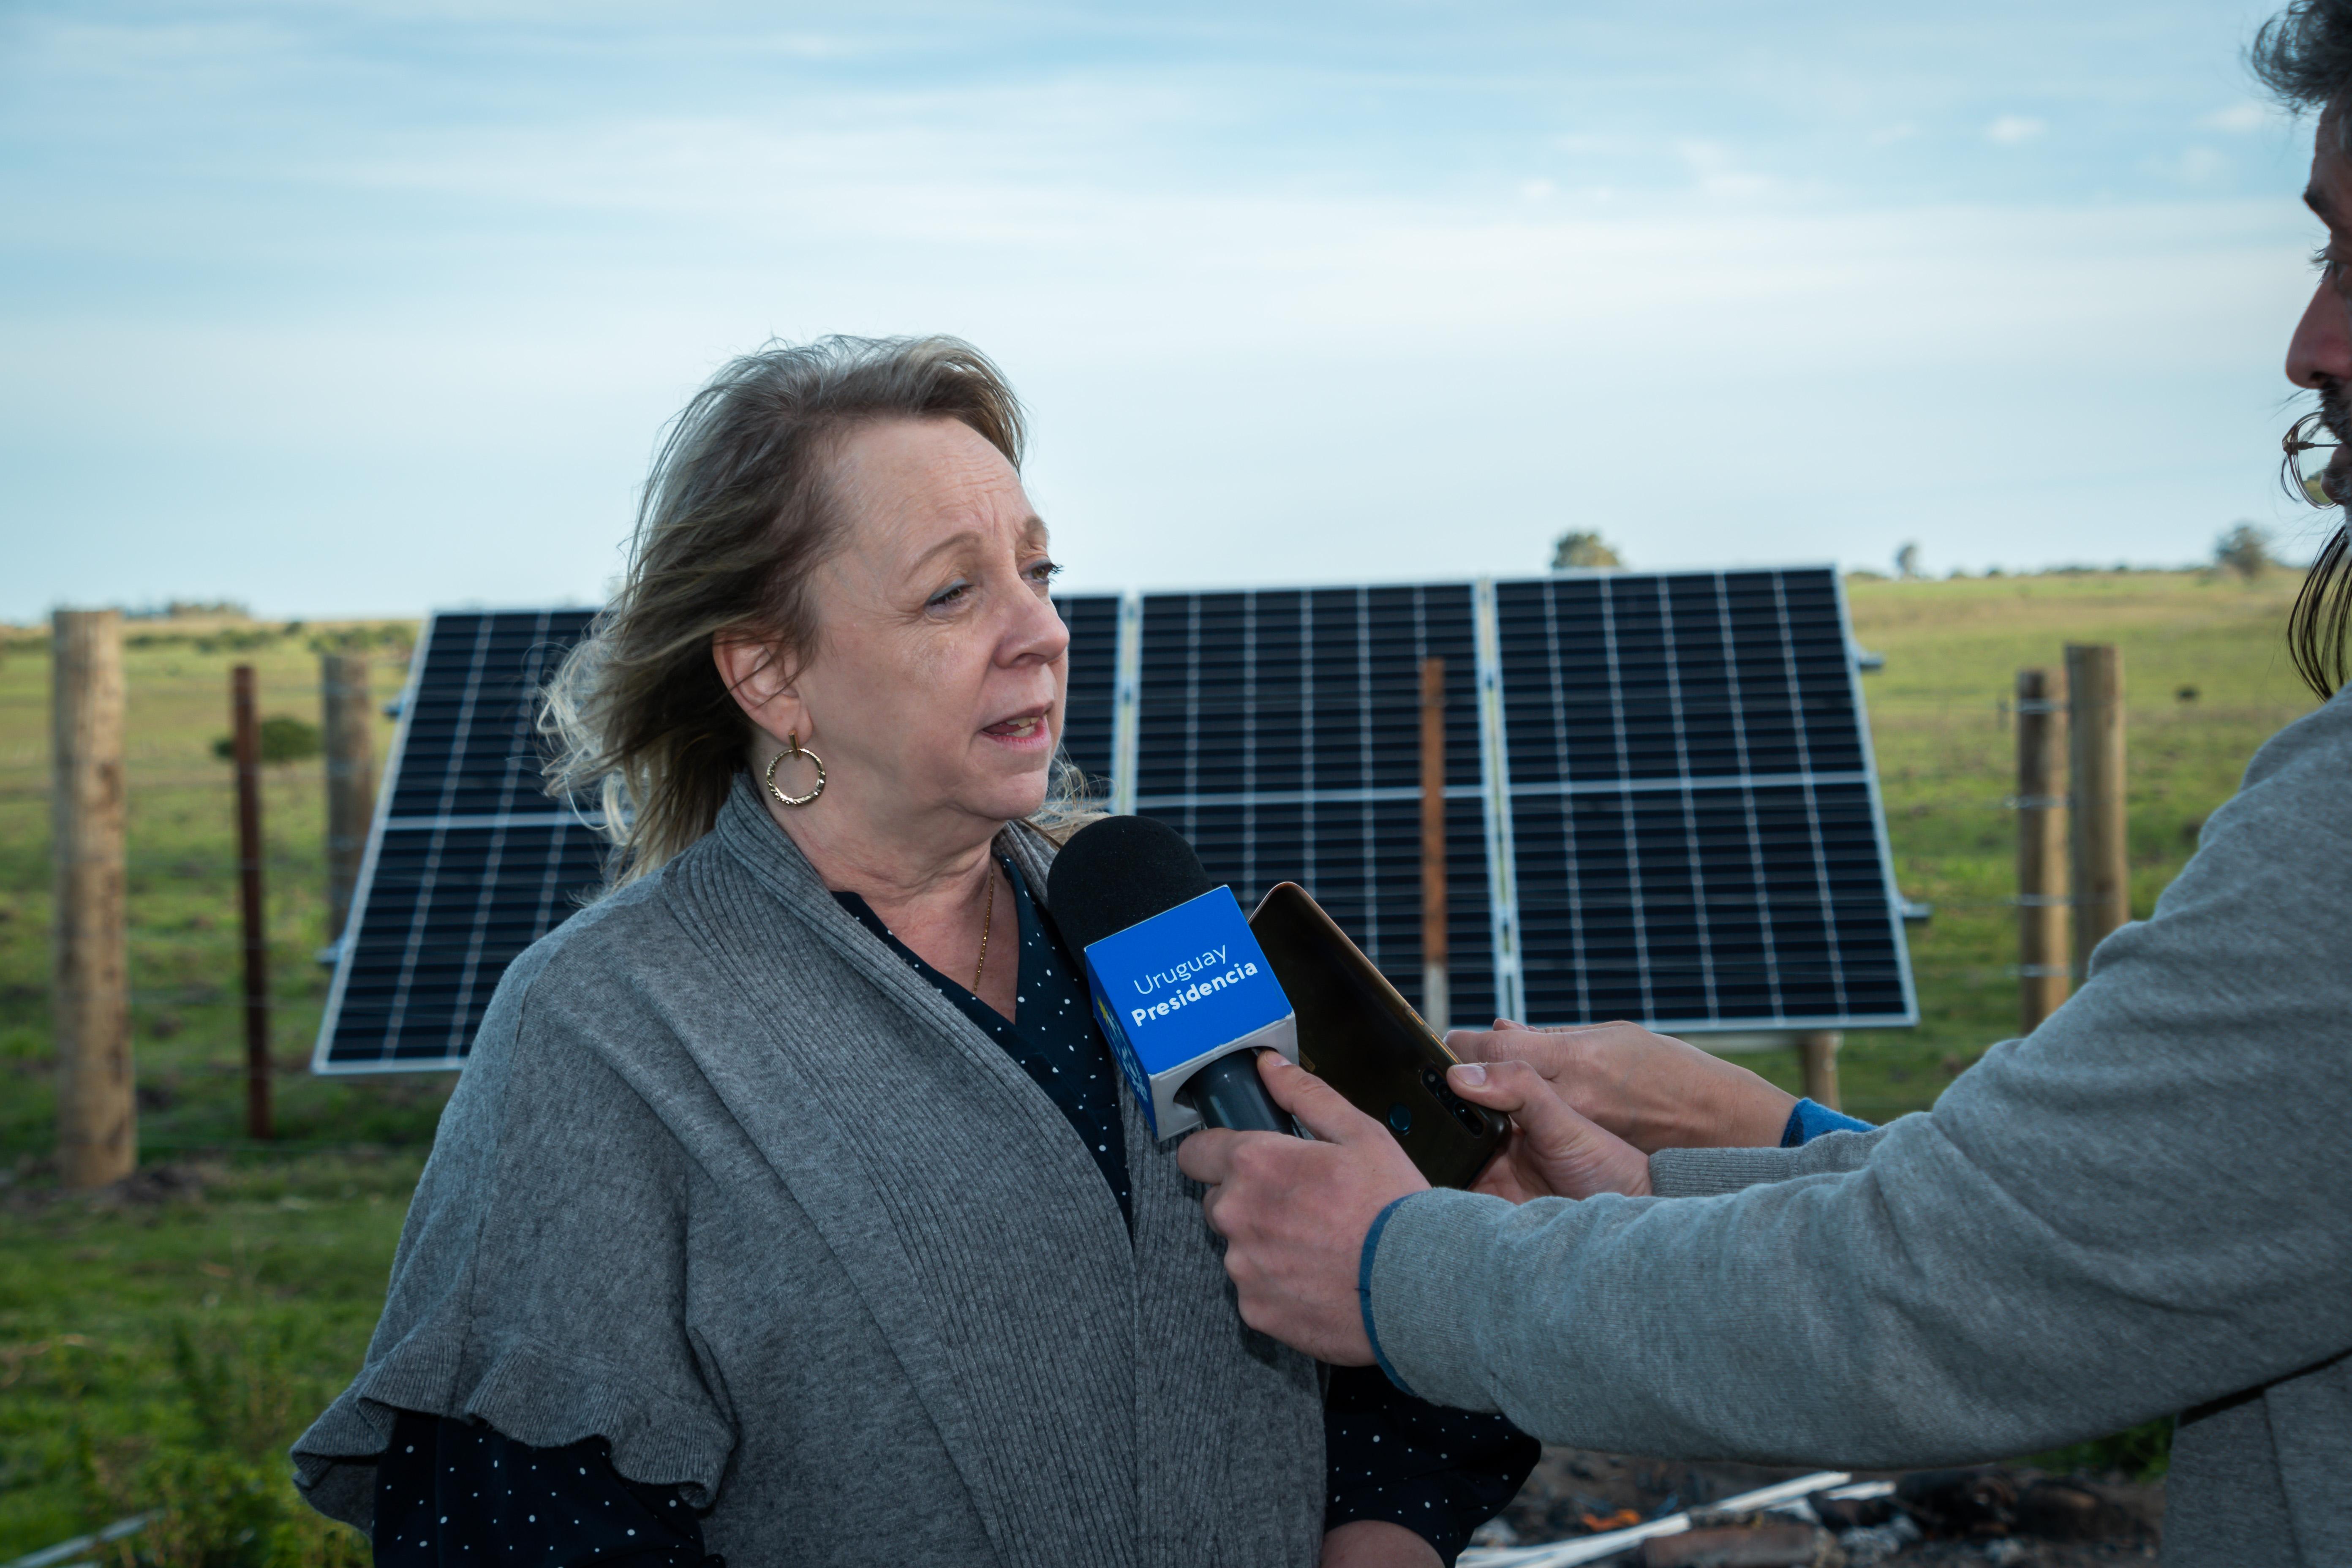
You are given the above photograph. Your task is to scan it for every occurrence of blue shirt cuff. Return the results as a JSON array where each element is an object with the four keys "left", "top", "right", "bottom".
[
  {"left": 1780, "top": 1097, "right": 1876, "bottom": 1147},
  {"left": 1358, "top": 1192, "right": 1421, "bottom": 1395}
]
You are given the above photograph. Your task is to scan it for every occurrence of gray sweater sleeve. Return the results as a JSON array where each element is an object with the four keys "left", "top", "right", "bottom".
[
  {"left": 1366, "top": 692, "right": 2352, "bottom": 1469},
  {"left": 292, "top": 890, "right": 736, "bottom": 1527},
  {"left": 1649, "top": 1127, "right": 1888, "bottom": 1198}
]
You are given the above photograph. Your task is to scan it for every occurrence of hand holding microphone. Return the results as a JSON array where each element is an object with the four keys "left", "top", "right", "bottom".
[{"left": 1058, "top": 813, "right": 1646, "bottom": 1358}]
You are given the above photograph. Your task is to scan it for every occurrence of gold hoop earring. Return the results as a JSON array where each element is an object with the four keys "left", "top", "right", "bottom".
[{"left": 764, "top": 732, "right": 826, "bottom": 808}]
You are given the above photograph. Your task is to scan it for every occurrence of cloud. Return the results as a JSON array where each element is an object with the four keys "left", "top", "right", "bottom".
[
  {"left": 1674, "top": 139, "right": 1782, "bottom": 199},
  {"left": 2152, "top": 146, "right": 2231, "bottom": 184},
  {"left": 2198, "top": 103, "right": 2269, "bottom": 134},
  {"left": 1985, "top": 114, "right": 2047, "bottom": 146}
]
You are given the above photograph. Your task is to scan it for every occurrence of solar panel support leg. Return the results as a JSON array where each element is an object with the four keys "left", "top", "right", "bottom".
[
  {"left": 1796, "top": 1030, "right": 1841, "bottom": 1111},
  {"left": 51, "top": 609, "right": 134, "bottom": 1188}
]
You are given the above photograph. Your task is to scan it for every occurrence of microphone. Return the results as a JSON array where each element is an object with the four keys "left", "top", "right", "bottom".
[{"left": 1047, "top": 816, "right": 1300, "bottom": 1138}]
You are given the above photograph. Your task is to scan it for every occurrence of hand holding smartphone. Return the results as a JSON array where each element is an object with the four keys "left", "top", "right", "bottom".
[{"left": 1247, "top": 882, "right": 1504, "bottom": 1189}]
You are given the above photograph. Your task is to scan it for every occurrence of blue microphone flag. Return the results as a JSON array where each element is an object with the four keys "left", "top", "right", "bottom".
[{"left": 1076, "top": 886, "right": 1298, "bottom": 1138}]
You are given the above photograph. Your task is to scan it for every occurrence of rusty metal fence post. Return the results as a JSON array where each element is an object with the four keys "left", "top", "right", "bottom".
[{"left": 231, "top": 666, "right": 273, "bottom": 1141}]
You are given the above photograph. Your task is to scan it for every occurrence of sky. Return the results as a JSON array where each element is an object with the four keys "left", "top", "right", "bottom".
[{"left": 1, "top": 0, "right": 2340, "bottom": 619}]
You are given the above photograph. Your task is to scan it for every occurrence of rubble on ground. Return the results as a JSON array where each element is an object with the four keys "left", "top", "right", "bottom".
[{"left": 1471, "top": 1448, "right": 2160, "bottom": 1565}]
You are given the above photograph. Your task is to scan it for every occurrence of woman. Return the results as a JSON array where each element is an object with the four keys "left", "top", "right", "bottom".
[{"left": 292, "top": 336, "right": 1532, "bottom": 1568}]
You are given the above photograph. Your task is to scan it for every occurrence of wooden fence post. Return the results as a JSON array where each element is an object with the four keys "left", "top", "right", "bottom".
[
  {"left": 1419, "top": 657, "right": 1449, "bottom": 1034},
  {"left": 2015, "top": 667, "right": 2072, "bottom": 1032},
  {"left": 2065, "top": 644, "right": 2129, "bottom": 969},
  {"left": 1796, "top": 1031, "right": 1842, "bottom": 1111},
  {"left": 320, "top": 653, "right": 375, "bottom": 944},
  {"left": 52, "top": 609, "right": 134, "bottom": 1188},
  {"left": 232, "top": 666, "right": 273, "bottom": 1141}
]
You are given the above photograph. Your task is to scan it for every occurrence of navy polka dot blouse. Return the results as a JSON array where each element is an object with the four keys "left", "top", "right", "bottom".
[
  {"left": 374, "top": 1412, "right": 712, "bottom": 1568},
  {"left": 373, "top": 856, "right": 1533, "bottom": 1566}
]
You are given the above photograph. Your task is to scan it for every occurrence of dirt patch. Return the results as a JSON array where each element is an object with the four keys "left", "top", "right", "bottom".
[
  {"left": 3, "top": 1159, "right": 221, "bottom": 1214},
  {"left": 1482, "top": 1449, "right": 2159, "bottom": 1564}
]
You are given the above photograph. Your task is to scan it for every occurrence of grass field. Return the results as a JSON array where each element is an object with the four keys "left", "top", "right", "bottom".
[
  {"left": 0, "top": 572, "right": 2317, "bottom": 1556},
  {"left": 1821, "top": 569, "right": 2316, "bottom": 1114}
]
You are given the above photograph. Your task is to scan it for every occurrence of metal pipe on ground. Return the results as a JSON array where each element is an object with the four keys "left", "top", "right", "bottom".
[
  {"left": 1459, "top": 1472, "right": 1854, "bottom": 1568},
  {"left": 0, "top": 1513, "right": 153, "bottom": 1568}
]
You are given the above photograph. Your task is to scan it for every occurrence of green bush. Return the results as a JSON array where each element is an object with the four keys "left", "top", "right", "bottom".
[
  {"left": 208, "top": 718, "right": 321, "bottom": 768},
  {"left": 128, "top": 1451, "right": 284, "bottom": 1568},
  {"left": 2026, "top": 1416, "right": 2174, "bottom": 1482},
  {"left": 84, "top": 1448, "right": 364, "bottom": 1568}
]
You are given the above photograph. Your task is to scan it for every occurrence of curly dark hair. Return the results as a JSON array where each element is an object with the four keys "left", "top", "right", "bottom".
[
  {"left": 2253, "top": 1, "right": 2352, "bottom": 697},
  {"left": 2252, "top": 0, "right": 2352, "bottom": 109}
]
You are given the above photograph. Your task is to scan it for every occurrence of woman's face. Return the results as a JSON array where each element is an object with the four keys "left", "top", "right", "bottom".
[{"left": 759, "top": 416, "right": 1068, "bottom": 841}]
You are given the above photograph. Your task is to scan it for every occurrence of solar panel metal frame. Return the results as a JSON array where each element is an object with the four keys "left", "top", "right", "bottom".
[{"left": 317, "top": 568, "right": 1913, "bottom": 1075}]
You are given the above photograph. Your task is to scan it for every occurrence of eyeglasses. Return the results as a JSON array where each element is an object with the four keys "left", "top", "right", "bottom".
[{"left": 2284, "top": 411, "right": 2340, "bottom": 507}]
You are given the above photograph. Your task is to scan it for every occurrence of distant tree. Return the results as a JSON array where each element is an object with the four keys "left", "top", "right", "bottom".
[
  {"left": 2215, "top": 522, "right": 2273, "bottom": 580},
  {"left": 213, "top": 715, "right": 322, "bottom": 769},
  {"left": 1894, "top": 542, "right": 1921, "bottom": 580},
  {"left": 1551, "top": 530, "right": 1623, "bottom": 571}
]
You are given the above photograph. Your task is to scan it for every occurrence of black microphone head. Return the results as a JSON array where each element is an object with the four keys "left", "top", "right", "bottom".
[{"left": 1046, "top": 815, "right": 1217, "bottom": 953}]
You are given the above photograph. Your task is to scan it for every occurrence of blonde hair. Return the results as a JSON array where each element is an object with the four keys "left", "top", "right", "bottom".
[{"left": 541, "top": 335, "right": 1098, "bottom": 889}]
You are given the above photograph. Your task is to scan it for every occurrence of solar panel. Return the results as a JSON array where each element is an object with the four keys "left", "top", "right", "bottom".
[
  {"left": 1062, "top": 568, "right": 1914, "bottom": 1034},
  {"left": 313, "top": 610, "right": 605, "bottom": 1073},
  {"left": 317, "top": 567, "right": 1911, "bottom": 1074}
]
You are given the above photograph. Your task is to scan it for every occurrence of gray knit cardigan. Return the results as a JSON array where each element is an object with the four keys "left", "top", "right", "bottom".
[{"left": 292, "top": 778, "right": 1326, "bottom": 1568}]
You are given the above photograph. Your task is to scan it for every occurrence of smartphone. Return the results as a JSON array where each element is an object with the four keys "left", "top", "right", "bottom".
[{"left": 1247, "top": 882, "right": 1505, "bottom": 1190}]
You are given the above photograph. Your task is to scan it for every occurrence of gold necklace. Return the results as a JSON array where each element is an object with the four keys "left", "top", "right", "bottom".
[{"left": 972, "top": 863, "right": 996, "bottom": 992}]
